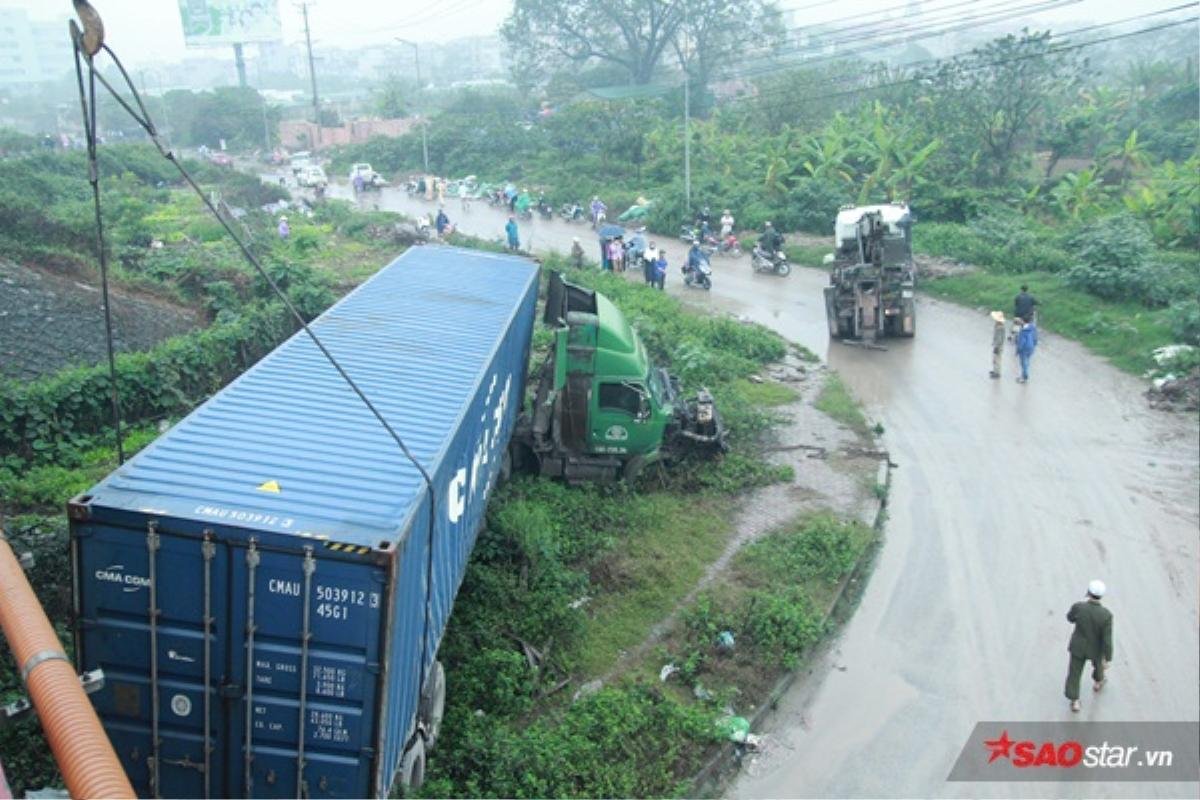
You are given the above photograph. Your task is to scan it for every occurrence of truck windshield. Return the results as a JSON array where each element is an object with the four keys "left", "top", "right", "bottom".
[{"left": 647, "top": 368, "right": 665, "bottom": 405}]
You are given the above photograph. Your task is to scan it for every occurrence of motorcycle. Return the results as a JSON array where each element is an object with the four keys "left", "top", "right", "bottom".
[
  {"left": 535, "top": 198, "right": 554, "bottom": 220},
  {"left": 716, "top": 233, "right": 742, "bottom": 258},
  {"left": 559, "top": 202, "right": 585, "bottom": 222},
  {"left": 591, "top": 209, "right": 607, "bottom": 230},
  {"left": 751, "top": 245, "right": 791, "bottom": 277},
  {"left": 404, "top": 179, "right": 419, "bottom": 197},
  {"left": 682, "top": 255, "right": 713, "bottom": 290}
]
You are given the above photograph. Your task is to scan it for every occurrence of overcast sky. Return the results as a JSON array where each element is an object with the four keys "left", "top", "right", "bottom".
[{"left": 1, "top": 0, "right": 1181, "bottom": 68}]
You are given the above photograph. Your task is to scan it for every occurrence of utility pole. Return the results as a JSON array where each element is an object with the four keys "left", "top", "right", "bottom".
[
  {"left": 233, "top": 42, "right": 247, "bottom": 87},
  {"left": 300, "top": 2, "right": 320, "bottom": 125},
  {"left": 681, "top": 7, "right": 692, "bottom": 215},
  {"left": 396, "top": 38, "right": 430, "bottom": 173}
]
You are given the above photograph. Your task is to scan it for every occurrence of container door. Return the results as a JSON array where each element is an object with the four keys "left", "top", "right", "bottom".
[
  {"left": 225, "top": 540, "right": 386, "bottom": 799},
  {"left": 75, "top": 522, "right": 230, "bottom": 799}
]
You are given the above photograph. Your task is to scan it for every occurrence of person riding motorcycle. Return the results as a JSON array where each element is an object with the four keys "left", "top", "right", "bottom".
[
  {"left": 759, "top": 221, "right": 784, "bottom": 257},
  {"left": 685, "top": 241, "right": 707, "bottom": 276},
  {"left": 590, "top": 196, "right": 607, "bottom": 227}
]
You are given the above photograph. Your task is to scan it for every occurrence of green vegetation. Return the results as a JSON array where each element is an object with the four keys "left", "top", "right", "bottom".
[
  {"left": 733, "top": 377, "right": 798, "bottom": 407},
  {"left": 661, "top": 514, "right": 873, "bottom": 699},
  {"left": 815, "top": 373, "right": 870, "bottom": 436}
]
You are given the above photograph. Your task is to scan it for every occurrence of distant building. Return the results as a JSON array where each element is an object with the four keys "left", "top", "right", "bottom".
[{"left": 0, "top": 7, "right": 72, "bottom": 88}]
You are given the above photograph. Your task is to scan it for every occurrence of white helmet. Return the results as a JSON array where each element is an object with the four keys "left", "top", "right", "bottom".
[{"left": 1087, "top": 579, "right": 1106, "bottom": 598}]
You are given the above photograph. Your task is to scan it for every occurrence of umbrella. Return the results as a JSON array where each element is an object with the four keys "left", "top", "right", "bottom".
[{"left": 598, "top": 223, "right": 626, "bottom": 239}]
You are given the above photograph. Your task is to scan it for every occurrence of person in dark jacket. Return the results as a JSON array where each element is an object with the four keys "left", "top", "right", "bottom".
[
  {"left": 1065, "top": 580, "right": 1113, "bottom": 712},
  {"left": 435, "top": 207, "right": 450, "bottom": 237},
  {"left": 1014, "top": 284, "right": 1037, "bottom": 323}
]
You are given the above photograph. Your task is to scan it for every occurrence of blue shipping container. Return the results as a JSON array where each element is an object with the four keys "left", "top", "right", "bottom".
[{"left": 69, "top": 246, "right": 540, "bottom": 798}]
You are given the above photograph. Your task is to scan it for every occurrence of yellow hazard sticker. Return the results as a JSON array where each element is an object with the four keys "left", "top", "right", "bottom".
[{"left": 256, "top": 480, "right": 281, "bottom": 494}]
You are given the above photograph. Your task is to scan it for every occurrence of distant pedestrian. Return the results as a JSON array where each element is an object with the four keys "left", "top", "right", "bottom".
[
  {"left": 277, "top": 215, "right": 290, "bottom": 240},
  {"left": 436, "top": 178, "right": 447, "bottom": 204},
  {"left": 435, "top": 207, "right": 450, "bottom": 237},
  {"left": 1064, "top": 580, "right": 1113, "bottom": 713},
  {"left": 1016, "top": 317, "right": 1038, "bottom": 383},
  {"left": 989, "top": 310, "right": 1005, "bottom": 379},
  {"left": 652, "top": 251, "right": 668, "bottom": 290},
  {"left": 570, "top": 236, "right": 584, "bottom": 268},
  {"left": 1014, "top": 284, "right": 1038, "bottom": 326},
  {"left": 608, "top": 236, "right": 624, "bottom": 272},
  {"left": 505, "top": 215, "right": 520, "bottom": 251},
  {"left": 720, "top": 209, "right": 735, "bottom": 238},
  {"left": 643, "top": 241, "right": 658, "bottom": 284},
  {"left": 352, "top": 172, "right": 365, "bottom": 195}
]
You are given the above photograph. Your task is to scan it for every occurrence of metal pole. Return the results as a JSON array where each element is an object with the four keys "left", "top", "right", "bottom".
[
  {"left": 261, "top": 98, "right": 271, "bottom": 152},
  {"left": 684, "top": 68, "right": 691, "bottom": 215},
  {"left": 397, "top": 38, "right": 430, "bottom": 173},
  {"left": 233, "top": 42, "right": 247, "bottom": 87},
  {"left": 681, "top": 5, "right": 691, "bottom": 215},
  {"left": 301, "top": 3, "right": 320, "bottom": 124}
]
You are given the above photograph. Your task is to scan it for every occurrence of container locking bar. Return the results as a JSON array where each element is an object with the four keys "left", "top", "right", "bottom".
[
  {"left": 146, "top": 521, "right": 162, "bottom": 800},
  {"left": 244, "top": 539, "right": 260, "bottom": 797},
  {"left": 295, "top": 547, "right": 316, "bottom": 799},
  {"left": 202, "top": 531, "right": 215, "bottom": 800}
]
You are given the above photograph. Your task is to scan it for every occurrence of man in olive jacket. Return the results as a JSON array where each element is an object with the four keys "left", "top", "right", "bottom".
[{"left": 1065, "top": 579, "right": 1114, "bottom": 712}]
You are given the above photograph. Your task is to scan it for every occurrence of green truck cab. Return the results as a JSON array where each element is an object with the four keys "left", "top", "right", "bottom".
[{"left": 514, "top": 272, "right": 725, "bottom": 483}]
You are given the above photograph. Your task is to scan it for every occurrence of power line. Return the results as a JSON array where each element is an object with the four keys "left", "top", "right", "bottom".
[
  {"left": 686, "top": 0, "right": 1080, "bottom": 83},
  {"left": 720, "top": 12, "right": 1198, "bottom": 111}
]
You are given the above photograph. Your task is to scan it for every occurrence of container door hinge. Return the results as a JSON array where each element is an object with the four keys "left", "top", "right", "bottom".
[{"left": 220, "top": 681, "right": 243, "bottom": 699}]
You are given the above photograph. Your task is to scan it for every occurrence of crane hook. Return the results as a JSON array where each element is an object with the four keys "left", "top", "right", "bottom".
[{"left": 70, "top": 0, "right": 105, "bottom": 58}]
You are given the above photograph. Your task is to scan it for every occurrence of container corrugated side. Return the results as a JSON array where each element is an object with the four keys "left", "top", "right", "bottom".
[{"left": 71, "top": 247, "right": 540, "bottom": 798}]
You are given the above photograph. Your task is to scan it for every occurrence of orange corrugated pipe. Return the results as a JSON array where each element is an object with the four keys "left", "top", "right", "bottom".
[{"left": 0, "top": 531, "right": 136, "bottom": 799}]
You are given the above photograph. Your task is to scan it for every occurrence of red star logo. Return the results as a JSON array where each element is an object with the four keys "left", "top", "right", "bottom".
[{"left": 984, "top": 730, "right": 1015, "bottom": 763}]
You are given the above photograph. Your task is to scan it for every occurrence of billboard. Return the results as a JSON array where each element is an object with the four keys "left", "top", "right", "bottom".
[{"left": 178, "top": 0, "right": 282, "bottom": 46}]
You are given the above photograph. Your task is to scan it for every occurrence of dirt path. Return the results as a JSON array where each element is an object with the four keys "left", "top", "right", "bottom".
[{"left": 0, "top": 259, "right": 202, "bottom": 381}]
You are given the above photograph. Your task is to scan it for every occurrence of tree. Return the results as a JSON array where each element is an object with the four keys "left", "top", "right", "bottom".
[
  {"left": 373, "top": 75, "right": 411, "bottom": 119},
  {"left": 912, "top": 30, "right": 1085, "bottom": 188},
  {"left": 501, "top": 0, "right": 780, "bottom": 91}
]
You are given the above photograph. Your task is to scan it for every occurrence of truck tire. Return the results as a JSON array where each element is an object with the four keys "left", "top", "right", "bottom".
[
  {"left": 418, "top": 661, "right": 446, "bottom": 746},
  {"left": 621, "top": 455, "right": 646, "bottom": 484},
  {"left": 398, "top": 736, "right": 426, "bottom": 793}
]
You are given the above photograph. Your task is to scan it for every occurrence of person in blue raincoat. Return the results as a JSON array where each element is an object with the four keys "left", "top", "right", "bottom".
[
  {"left": 505, "top": 215, "right": 520, "bottom": 251},
  {"left": 1016, "top": 317, "right": 1039, "bottom": 383}
]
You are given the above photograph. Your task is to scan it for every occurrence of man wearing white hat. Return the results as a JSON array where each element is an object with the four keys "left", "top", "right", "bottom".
[
  {"left": 1064, "top": 579, "right": 1113, "bottom": 712},
  {"left": 989, "top": 310, "right": 1005, "bottom": 379}
]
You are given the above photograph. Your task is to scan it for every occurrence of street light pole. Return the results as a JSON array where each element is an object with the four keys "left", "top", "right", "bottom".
[{"left": 396, "top": 38, "right": 430, "bottom": 174}]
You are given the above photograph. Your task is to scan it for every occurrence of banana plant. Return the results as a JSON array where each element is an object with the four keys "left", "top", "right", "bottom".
[{"left": 1051, "top": 167, "right": 1107, "bottom": 220}]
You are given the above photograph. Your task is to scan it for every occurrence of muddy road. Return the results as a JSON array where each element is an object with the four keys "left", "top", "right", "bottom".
[{"left": 323, "top": 182, "right": 1200, "bottom": 796}]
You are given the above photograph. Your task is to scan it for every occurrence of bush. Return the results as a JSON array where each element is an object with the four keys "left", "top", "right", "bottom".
[
  {"left": 1063, "top": 214, "right": 1161, "bottom": 303},
  {"left": 1168, "top": 299, "right": 1200, "bottom": 345},
  {"left": 788, "top": 179, "right": 855, "bottom": 234}
]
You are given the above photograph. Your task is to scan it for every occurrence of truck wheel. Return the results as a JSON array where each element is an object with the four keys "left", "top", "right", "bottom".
[
  {"left": 418, "top": 661, "right": 446, "bottom": 747},
  {"left": 621, "top": 455, "right": 646, "bottom": 484},
  {"left": 397, "top": 736, "right": 426, "bottom": 793}
]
